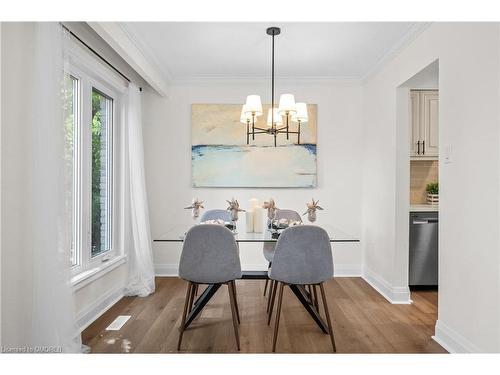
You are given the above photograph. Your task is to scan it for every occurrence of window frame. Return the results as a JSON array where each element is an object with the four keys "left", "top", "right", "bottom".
[
  {"left": 67, "top": 74, "right": 82, "bottom": 268},
  {"left": 89, "top": 85, "right": 114, "bottom": 260},
  {"left": 66, "top": 37, "right": 127, "bottom": 278}
]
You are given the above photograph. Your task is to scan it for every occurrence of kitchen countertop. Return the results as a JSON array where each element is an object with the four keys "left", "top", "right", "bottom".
[{"left": 410, "top": 204, "right": 439, "bottom": 212}]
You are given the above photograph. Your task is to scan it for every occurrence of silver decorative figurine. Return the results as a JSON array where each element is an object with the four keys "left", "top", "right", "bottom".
[
  {"left": 263, "top": 198, "right": 278, "bottom": 220},
  {"left": 303, "top": 198, "right": 323, "bottom": 223},
  {"left": 185, "top": 198, "right": 204, "bottom": 219},
  {"left": 226, "top": 198, "right": 245, "bottom": 228}
]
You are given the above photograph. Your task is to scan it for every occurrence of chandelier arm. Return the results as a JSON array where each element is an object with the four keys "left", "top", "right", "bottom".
[
  {"left": 252, "top": 114, "right": 255, "bottom": 140},
  {"left": 253, "top": 126, "right": 269, "bottom": 132},
  {"left": 298, "top": 120, "right": 301, "bottom": 144},
  {"left": 286, "top": 115, "right": 289, "bottom": 140}
]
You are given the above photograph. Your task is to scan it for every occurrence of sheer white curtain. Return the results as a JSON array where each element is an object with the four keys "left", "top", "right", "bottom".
[
  {"left": 1, "top": 23, "right": 81, "bottom": 352},
  {"left": 124, "top": 83, "right": 155, "bottom": 297}
]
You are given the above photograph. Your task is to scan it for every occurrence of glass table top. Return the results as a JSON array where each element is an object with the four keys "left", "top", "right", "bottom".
[{"left": 154, "top": 223, "right": 359, "bottom": 243}]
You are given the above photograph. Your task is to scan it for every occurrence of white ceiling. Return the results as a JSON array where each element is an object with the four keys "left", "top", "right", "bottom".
[{"left": 120, "top": 22, "right": 428, "bottom": 82}]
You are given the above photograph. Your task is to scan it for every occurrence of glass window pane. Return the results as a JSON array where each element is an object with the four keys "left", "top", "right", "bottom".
[
  {"left": 91, "top": 88, "right": 113, "bottom": 257},
  {"left": 64, "top": 75, "right": 78, "bottom": 266}
]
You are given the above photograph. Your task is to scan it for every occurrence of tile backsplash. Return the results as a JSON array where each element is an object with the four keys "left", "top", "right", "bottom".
[{"left": 410, "top": 160, "right": 439, "bottom": 204}]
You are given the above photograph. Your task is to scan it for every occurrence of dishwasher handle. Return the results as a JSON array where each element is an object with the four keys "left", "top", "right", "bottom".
[{"left": 412, "top": 218, "right": 438, "bottom": 224}]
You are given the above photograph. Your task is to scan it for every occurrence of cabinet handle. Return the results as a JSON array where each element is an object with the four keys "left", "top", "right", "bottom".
[
  {"left": 417, "top": 141, "right": 420, "bottom": 155},
  {"left": 422, "top": 140, "right": 425, "bottom": 155}
]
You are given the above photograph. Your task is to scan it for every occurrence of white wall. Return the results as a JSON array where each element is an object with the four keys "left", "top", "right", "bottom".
[
  {"left": 142, "top": 80, "right": 364, "bottom": 276},
  {"left": 362, "top": 23, "right": 500, "bottom": 352}
]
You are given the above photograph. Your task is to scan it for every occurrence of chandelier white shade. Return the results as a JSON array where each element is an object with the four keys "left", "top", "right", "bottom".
[
  {"left": 292, "top": 102, "right": 308, "bottom": 123},
  {"left": 267, "top": 108, "right": 283, "bottom": 127},
  {"left": 244, "top": 95, "right": 263, "bottom": 116},
  {"left": 278, "top": 94, "right": 297, "bottom": 115},
  {"left": 240, "top": 105, "right": 254, "bottom": 124}
]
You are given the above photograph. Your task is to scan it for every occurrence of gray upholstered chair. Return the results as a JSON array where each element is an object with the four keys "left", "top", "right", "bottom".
[
  {"left": 177, "top": 224, "right": 242, "bottom": 351},
  {"left": 198, "top": 210, "right": 238, "bottom": 298},
  {"left": 263, "top": 210, "right": 302, "bottom": 315},
  {"left": 200, "top": 209, "right": 232, "bottom": 222},
  {"left": 268, "top": 225, "right": 336, "bottom": 352}
]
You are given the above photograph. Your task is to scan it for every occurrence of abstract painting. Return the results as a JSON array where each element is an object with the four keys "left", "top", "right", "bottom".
[{"left": 191, "top": 104, "right": 317, "bottom": 188}]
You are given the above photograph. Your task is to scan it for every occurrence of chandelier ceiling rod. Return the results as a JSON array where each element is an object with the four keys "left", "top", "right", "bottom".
[{"left": 268, "top": 27, "right": 280, "bottom": 129}]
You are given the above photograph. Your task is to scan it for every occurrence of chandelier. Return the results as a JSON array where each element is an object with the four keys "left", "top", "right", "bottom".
[{"left": 240, "top": 27, "right": 308, "bottom": 147}]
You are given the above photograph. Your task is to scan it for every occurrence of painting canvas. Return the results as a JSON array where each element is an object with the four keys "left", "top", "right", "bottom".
[{"left": 191, "top": 104, "right": 317, "bottom": 187}]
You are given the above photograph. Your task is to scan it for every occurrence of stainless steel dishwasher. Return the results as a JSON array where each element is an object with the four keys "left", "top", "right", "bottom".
[{"left": 409, "top": 212, "right": 438, "bottom": 286}]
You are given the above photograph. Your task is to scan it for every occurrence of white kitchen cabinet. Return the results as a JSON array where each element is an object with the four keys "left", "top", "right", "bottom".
[{"left": 410, "top": 90, "right": 439, "bottom": 158}]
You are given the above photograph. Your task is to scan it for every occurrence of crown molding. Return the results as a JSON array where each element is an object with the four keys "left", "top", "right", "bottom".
[
  {"left": 362, "top": 22, "right": 433, "bottom": 82},
  {"left": 169, "top": 75, "right": 362, "bottom": 86},
  {"left": 88, "top": 22, "right": 170, "bottom": 97},
  {"left": 117, "top": 23, "right": 175, "bottom": 85}
]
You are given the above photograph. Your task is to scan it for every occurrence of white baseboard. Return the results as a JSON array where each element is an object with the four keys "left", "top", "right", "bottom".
[
  {"left": 362, "top": 268, "right": 411, "bottom": 304},
  {"left": 76, "top": 285, "right": 124, "bottom": 332},
  {"left": 154, "top": 263, "right": 362, "bottom": 278},
  {"left": 433, "top": 320, "right": 482, "bottom": 353},
  {"left": 154, "top": 263, "right": 179, "bottom": 277},
  {"left": 334, "top": 264, "right": 362, "bottom": 277}
]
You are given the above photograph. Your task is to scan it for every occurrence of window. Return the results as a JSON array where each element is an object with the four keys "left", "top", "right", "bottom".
[
  {"left": 65, "top": 41, "right": 125, "bottom": 278},
  {"left": 91, "top": 88, "right": 113, "bottom": 257}
]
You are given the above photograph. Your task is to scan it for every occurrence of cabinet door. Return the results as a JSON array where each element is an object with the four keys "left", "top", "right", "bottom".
[
  {"left": 421, "top": 91, "right": 439, "bottom": 157},
  {"left": 409, "top": 91, "right": 421, "bottom": 156}
]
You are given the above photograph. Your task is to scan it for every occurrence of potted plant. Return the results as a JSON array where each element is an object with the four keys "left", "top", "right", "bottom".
[{"left": 426, "top": 182, "right": 439, "bottom": 205}]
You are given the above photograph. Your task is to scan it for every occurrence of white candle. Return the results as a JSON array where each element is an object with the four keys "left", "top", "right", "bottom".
[
  {"left": 253, "top": 207, "right": 264, "bottom": 233},
  {"left": 245, "top": 210, "right": 254, "bottom": 233},
  {"left": 249, "top": 198, "right": 259, "bottom": 210}
]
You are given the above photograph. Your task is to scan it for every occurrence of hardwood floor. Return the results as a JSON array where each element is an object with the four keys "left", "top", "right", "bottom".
[{"left": 82, "top": 277, "right": 446, "bottom": 353}]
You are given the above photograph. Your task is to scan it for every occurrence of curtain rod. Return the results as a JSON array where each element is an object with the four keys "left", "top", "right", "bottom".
[{"left": 61, "top": 24, "right": 143, "bottom": 92}]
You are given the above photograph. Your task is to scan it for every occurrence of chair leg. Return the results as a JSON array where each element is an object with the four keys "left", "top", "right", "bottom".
[
  {"left": 272, "top": 282, "right": 285, "bottom": 353},
  {"left": 177, "top": 282, "right": 193, "bottom": 351},
  {"left": 267, "top": 280, "right": 278, "bottom": 325},
  {"left": 313, "top": 284, "right": 320, "bottom": 312},
  {"left": 188, "top": 283, "right": 196, "bottom": 313},
  {"left": 307, "top": 285, "right": 313, "bottom": 304},
  {"left": 266, "top": 280, "right": 274, "bottom": 312},
  {"left": 319, "top": 283, "right": 337, "bottom": 352},
  {"left": 231, "top": 281, "right": 240, "bottom": 324},
  {"left": 228, "top": 282, "right": 241, "bottom": 351},
  {"left": 264, "top": 262, "right": 271, "bottom": 296}
]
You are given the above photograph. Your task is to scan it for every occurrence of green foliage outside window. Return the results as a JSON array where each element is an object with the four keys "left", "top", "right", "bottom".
[{"left": 91, "top": 90, "right": 103, "bottom": 256}]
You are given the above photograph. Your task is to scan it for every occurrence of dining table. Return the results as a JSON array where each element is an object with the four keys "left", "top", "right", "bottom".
[{"left": 154, "top": 223, "right": 360, "bottom": 334}]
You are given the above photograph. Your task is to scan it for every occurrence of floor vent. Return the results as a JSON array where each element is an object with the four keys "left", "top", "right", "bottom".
[{"left": 106, "top": 315, "right": 131, "bottom": 331}]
